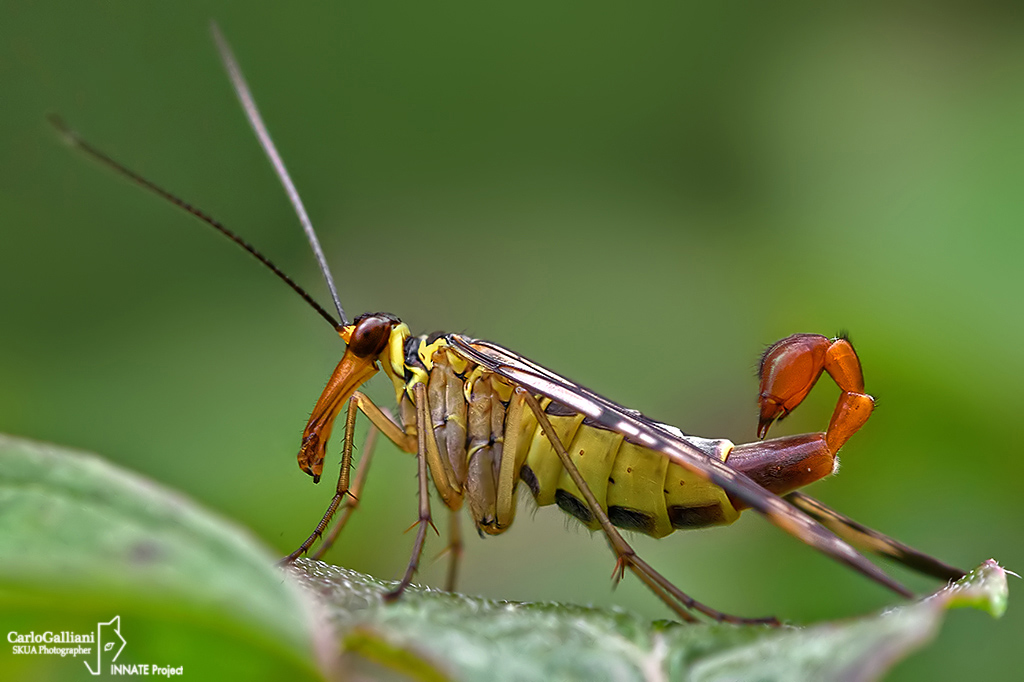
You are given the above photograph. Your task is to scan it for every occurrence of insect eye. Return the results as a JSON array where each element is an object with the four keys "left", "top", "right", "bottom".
[{"left": 348, "top": 315, "right": 394, "bottom": 358}]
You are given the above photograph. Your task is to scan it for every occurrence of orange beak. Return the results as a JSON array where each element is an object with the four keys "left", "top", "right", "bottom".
[{"left": 297, "top": 346, "right": 378, "bottom": 482}]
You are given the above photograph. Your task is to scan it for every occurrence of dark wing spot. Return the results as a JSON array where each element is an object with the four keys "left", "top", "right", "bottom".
[
  {"left": 668, "top": 504, "right": 725, "bottom": 529},
  {"left": 608, "top": 506, "right": 656, "bottom": 535},
  {"left": 555, "top": 489, "right": 593, "bottom": 526}
]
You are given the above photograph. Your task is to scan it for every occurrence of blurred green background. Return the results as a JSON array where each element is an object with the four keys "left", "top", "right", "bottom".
[{"left": 2, "top": 2, "right": 1021, "bottom": 679}]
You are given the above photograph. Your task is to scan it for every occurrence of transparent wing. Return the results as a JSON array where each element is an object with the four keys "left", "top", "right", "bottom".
[
  {"left": 448, "top": 334, "right": 913, "bottom": 598},
  {"left": 785, "top": 491, "right": 966, "bottom": 582}
]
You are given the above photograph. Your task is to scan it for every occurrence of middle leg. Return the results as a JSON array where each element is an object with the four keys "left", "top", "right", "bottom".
[
  {"left": 443, "top": 509, "right": 463, "bottom": 592},
  {"left": 384, "top": 382, "right": 439, "bottom": 600}
]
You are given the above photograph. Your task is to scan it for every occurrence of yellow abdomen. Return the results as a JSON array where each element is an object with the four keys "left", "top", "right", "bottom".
[{"left": 516, "top": 401, "right": 740, "bottom": 539}]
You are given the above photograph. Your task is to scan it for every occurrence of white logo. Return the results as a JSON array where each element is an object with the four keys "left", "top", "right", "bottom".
[
  {"left": 83, "top": 616, "right": 126, "bottom": 675},
  {"left": 7, "top": 616, "right": 183, "bottom": 676}
]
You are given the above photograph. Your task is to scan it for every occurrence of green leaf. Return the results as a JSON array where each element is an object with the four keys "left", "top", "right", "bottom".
[
  {"left": 284, "top": 559, "right": 1006, "bottom": 682},
  {"left": 0, "top": 433, "right": 1008, "bottom": 682},
  {"left": 0, "top": 434, "right": 331, "bottom": 682}
]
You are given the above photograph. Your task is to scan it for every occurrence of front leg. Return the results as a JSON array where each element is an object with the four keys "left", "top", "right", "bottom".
[{"left": 283, "top": 391, "right": 413, "bottom": 563}]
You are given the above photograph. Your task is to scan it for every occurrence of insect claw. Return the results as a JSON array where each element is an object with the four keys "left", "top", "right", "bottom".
[
  {"left": 402, "top": 520, "right": 419, "bottom": 534},
  {"left": 428, "top": 520, "right": 440, "bottom": 536},
  {"left": 610, "top": 556, "right": 629, "bottom": 585},
  {"left": 278, "top": 545, "right": 307, "bottom": 566},
  {"left": 382, "top": 585, "right": 408, "bottom": 602}
]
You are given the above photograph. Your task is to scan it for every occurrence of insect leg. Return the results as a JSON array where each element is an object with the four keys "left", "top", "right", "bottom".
[
  {"left": 785, "top": 492, "right": 966, "bottom": 582},
  {"left": 522, "top": 392, "right": 778, "bottom": 625},
  {"left": 384, "top": 382, "right": 439, "bottom": 601},
  {"left": 494, "top": 389, "right": 531, "bottom": 529},
  {"left": 282, "top": 394, "right": 363, "bottom": 563},
  {"left": 351, "top": 391, "right": 417, "bottom": 453},
  {"left": 310, "top": 424, "right": 379, "bottom": 560},
  {"left": 284, "top": 392, "right": 412, "bottom": 562},
  {"left": 444, "top": 510, "right": 463, "bottom": 592}
]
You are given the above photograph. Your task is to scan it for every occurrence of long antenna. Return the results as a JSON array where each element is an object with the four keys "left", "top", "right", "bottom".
[
  {"left": 49, "top": 114, "right": 341, "bottom": 330},
  {"left": 210, "top": 21, "right": 349, "bottom": 327}
]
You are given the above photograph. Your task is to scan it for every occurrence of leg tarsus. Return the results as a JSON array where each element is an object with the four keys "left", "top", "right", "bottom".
[
  {"left": 444, "top": 510, "right": 463, "bottom": 592},
  {"left": 292, "top": 394, "right": 406, "bottom": 563},
  {"left": 284, "top": 394, "right": 365, "bottom": 562},
  {"left": 384, "top": 515, "right": 431, "bottom": 601},
  {"left": 280, "top": 508, "right": 335, "bottom": 564},
  {"left": 310, "top": 425, "right": 379, "bottom": 560}
]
